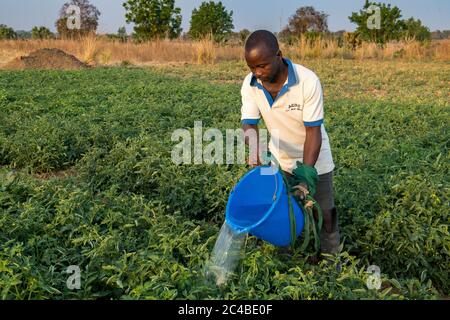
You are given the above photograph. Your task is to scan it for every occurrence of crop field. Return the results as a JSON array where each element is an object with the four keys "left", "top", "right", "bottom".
[{"left": 0, "top": 59, "right": 449, "bottom": 299}]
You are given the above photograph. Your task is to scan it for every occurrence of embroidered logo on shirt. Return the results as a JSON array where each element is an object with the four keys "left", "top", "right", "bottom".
[{"left": 285, "top": 103, "right": 303, "bottom": 112}]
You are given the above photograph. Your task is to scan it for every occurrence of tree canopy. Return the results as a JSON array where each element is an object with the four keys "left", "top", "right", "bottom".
[
  {"left": 55, "top": 0, "right": 101, "bottom": 38},
  {"left": 188, "top": 1, "right": 234, "bottom": 42},
  {"left": 123, "top": 0, "right": 182, "bottom": 41}
]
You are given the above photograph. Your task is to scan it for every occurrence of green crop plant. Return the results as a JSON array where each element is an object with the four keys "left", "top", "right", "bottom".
[{"left": 0, "top": 59, "right": 448, "bottom": 299}]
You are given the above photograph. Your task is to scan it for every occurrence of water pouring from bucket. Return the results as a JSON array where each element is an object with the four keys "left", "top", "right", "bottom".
[
  {"left": 205, "top": 222, "right": 246, "bottom": 286},
  {"left": 206, "top": 163, "right": 305, "bottom": 286}
]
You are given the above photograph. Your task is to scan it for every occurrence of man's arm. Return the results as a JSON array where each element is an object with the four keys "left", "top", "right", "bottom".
[
  {"left": 243, "top": 124, "right": 260, "bottom": 166},
  {"left": 303, "top": 125, "right": 322, "bottom": 167},
  {"left": 292, "top": 75, "right": 323, "bottom": 199},
  {"left": 302, "top": 76, "right": 324, "bottom": 167},
  {"left": 291, "top": 125, "right": 322, "bottom": 200},
  {"left": 241, "top": 74, "right": 262, "bottom": 166}
]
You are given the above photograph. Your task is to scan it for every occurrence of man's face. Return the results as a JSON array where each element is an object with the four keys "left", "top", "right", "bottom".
[{"left": 245, "top": 47, "right": 282, "bottom": 83}]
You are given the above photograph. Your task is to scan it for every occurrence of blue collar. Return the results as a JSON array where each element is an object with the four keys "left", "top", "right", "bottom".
[
  {"left": 250, "top": 58, "right": 297, "bottom": 88},
  {"left": 249, "top": 58, "right": 298, "bottom": 108}
]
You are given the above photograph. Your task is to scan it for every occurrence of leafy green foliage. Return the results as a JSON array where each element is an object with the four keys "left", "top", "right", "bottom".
[
  {"left": 0, "top": 24, "right": 17, "bottom": 40},
  {"left": 188, "top": 1, "right": 234, "bottom": 42},
  {"left": 123, "top": 0, "right": 182, "bottom": 41},
  {"left": 0, "top": 61, "right": 448, "bottom": 299},
  {"left": 31, "top": 26, "right": 54, "bottom": 40},
  {"left": 117, "top": 26, "right": 128, "bottom": 42},
  {"left": 349, "top": 0, "right": 405, "bottom": 45},
  {"left": 402, "top": 18, "right": 431, "bottom": 42}
]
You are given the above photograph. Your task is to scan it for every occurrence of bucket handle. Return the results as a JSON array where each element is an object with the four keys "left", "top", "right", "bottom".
[
  {"left": 262, "top": 152, "right": 297, "bottom": 247},
  {"left": 272, "top": 168, "right": 278, "bottom": 202}
]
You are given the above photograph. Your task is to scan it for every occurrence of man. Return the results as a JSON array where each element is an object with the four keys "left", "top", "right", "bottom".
[{"left": 241, "top": 30, "right": 340, "bottom": 256}]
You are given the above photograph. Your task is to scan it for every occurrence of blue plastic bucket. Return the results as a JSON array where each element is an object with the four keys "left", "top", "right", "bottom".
[{"left": 225, "top": 166, "right": 304, "bottom": 247}]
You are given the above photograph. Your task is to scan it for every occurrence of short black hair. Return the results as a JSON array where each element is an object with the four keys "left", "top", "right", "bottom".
[{"left": 245, "top": 30, "right": 279, "bottom": 55}]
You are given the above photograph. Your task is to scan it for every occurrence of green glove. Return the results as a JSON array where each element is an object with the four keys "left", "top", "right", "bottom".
[{"left": 288, "top": 161, "right": 318, "bottom": 196}]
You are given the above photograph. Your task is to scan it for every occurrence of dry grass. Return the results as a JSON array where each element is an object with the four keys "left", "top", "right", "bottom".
[
  {"left": 0, "top": 37, "right": 448, "bottom": 69},
  {"left": 194, "top": 35, "right": 217, "bottom": 64},
  {"left": 80, "top": 35, "right": 98, "bottom": 65},
  {"left": 0, "top": 36, "right": 242, "bottom": 67},
  {"left": 285, "top": 36, "right": 450, "bottom": 61},
  {"left": 284, "top": 37, "right": 345, "bottom": 60}
]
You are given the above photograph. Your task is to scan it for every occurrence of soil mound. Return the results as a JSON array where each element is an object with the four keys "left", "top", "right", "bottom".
[{"left": 4, "top": 48, "right": 88, "bottom": 70}]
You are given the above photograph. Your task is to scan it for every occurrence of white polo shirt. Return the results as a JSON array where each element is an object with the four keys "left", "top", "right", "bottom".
[{"left": 241, "top": 58, "right": 335, "bottom": 175}]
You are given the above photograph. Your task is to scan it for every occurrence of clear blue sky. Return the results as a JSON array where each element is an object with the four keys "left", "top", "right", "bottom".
[{"left": 0, "top": 0, "right": 449, "bottom": 34}]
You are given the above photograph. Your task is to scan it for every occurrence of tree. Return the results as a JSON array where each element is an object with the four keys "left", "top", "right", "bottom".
[
  {"left": 349, "top": 0, "right": 404, "bottom": 45},
  {"left": 0, "top": 24, "right": 17, "bottom": 40},
  {"left": 431, "top": 30, "right": 450, "bottom": 40},
  {"left": 16, "top": 30, "right": 32, "bottom": 39},
  {"left": 238, "top": 29, "right": 250, "bottom": 44},
  {"left": 188, "top": 1, "right": 234, "bottom": 42},
  {"left": 402, "top": 18, "right": 431, "bottom": 42},
  {"left": 117, "top": 26, "right": 128, "bottom": 42},
  {"left": 31, "top": 26, "right": 54, "bottom": 40},
  {"left": 55, "top": 0, "right": 101, "bottom": 39},
  {"left": 281, "top": 6, "right": 328, "bottom": 37},
  {"left": 123, "top": 0, "right": 182, "bottom": 41}
]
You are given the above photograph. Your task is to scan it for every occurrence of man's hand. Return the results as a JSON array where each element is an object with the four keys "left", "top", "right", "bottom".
[
  {"left": 288, "top": 161, "right": 318, "bottom": 199},
  {"left": 292, "top": 182, "right": 309, "bottom": 201},
  {"left": 247, "top": 153, "right": 261, "bottom": 167}
]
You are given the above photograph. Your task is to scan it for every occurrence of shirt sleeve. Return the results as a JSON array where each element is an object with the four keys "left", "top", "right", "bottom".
[
  {"left": 302, "top": 77, "right": 324, "bottom": 127},
  {"left": 240, "top": 80, "right": 261, "bottom": 125}
]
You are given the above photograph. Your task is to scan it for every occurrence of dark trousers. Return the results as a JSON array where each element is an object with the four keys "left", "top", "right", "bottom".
[
  {"left": 315, "top": 171, "right": 339, "bottom": 233},
  {"left": 314, "top": 171, "right": 335, "bottom": 212},
  {"left": 315, "top": 171, "right": 340, "bottom": 253}
]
